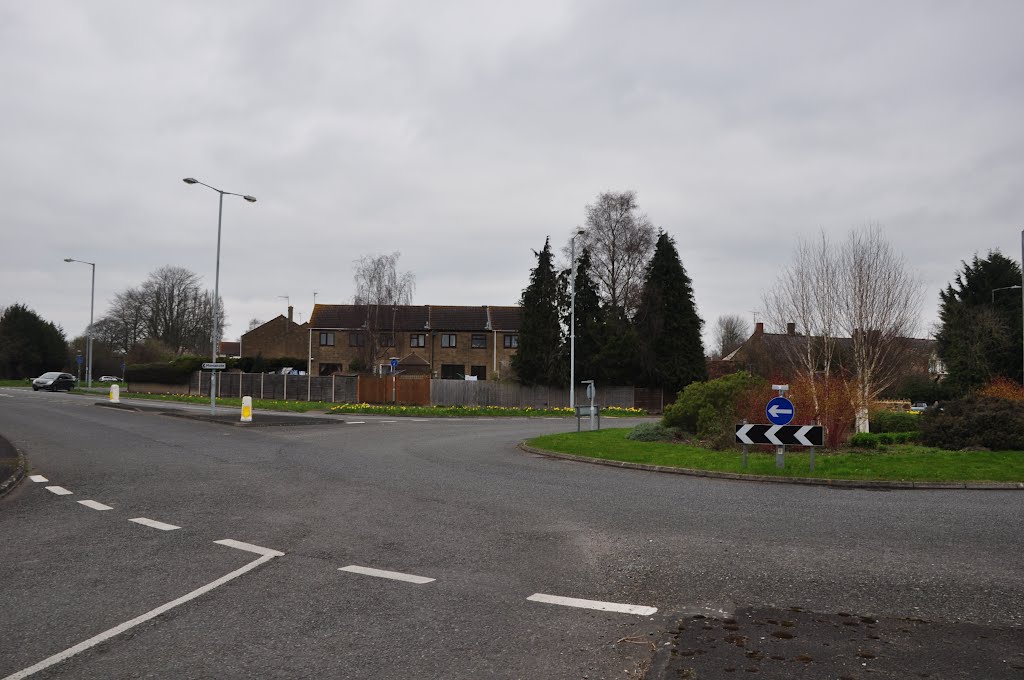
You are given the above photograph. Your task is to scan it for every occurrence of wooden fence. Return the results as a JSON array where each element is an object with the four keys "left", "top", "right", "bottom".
[
  {"left": 186, "top": 372, "right": 656, "bottom": 411},
  {"left": 429, "top": 380, "right": 636, "bottom": 409},
  {"left": 357, "top": 376, "right": 431, "bottom": 405}
]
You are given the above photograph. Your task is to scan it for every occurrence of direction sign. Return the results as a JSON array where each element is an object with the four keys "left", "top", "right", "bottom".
[
  {"left": 766, "top": 396, "right": 795, "bottom": 426},
  {"left": 735, "top": 424, "right": 823, "bottom": 447},
  {"left": 390, "top": 358, "right": 398, "bottom": 370},
  {"left": 76, "top": 354, "right": 83, "bottom": 366},
  {"left": 202, "top": 362, "right": 226, "bottom": 370}
]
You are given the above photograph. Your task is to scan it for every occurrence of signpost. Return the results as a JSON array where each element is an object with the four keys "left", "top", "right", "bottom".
[
  {"left": 202, "top": 362, "right": 226, "bottom": 370},
  {"left": 734, "top": 384, "right": 823, "bottom": 471}
]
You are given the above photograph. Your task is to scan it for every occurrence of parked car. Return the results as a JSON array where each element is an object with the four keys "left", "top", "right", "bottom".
[
  {"left": 32, "top": 372, "right": 77, "bottom": 392},
  {"left": 98, "top": 375, "right": 122, "bottom": 382},
  {"left": 910, "top": 402, "right": 929, "bottom": 412}
]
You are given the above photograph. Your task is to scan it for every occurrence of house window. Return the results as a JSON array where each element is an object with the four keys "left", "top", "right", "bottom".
[
  {"left": 440, "top": 364, "right": 464, "bottom": 379},
  {"left": 470, "top": 365, "right": 487, "bottom": 380},
  {"left": 319, "top": 332, "right": 335, "bottom": 347},
  {"left": 410, "top": 333, "right": 426, "bottom": 348},
  {"left": 319, "top": 363, "right": 341, "bottom": 376},
  {"left": 503, "top": 334, "right": 519, "bottom": 348},
  {"left": 471, "top": 334, "right": 487, "bottom": 349},
  {"left": 441, "top": 333, "right": 457, "bottom": 348},
  {"left": 349, "top": 333, "right": 365, "bottom": 347},
  {"left": 380, "top": 333, "right": 395, "bottom": 347}
]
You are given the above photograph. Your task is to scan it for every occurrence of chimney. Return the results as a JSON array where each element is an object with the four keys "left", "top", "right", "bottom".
[
  {"left": 787, "top": 322, "right": 796, "bottom": 336},
  {"left": 755, "top": 322, "right": 764, "bottom": 336},
  {"left": 288, "top": 305, "right": 294, "bottom": 323}
]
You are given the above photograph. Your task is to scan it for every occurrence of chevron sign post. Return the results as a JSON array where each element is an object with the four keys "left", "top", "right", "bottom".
[{"left": 735, "top": 424, "right": 824, "bottom": 447}]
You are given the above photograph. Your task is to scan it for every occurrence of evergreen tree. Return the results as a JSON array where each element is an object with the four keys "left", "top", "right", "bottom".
[
  {"left": 512, "top": 238, "right": 562, "bottom": 385},
  {"left": 936, "top": 251, "right": 1023, "bottom": 392},
  {"left": 597, "top": 307, "right": 641, "bottom": 385},
  {"left": 0, "top": 304, "right": 68, "bottom": 379},
  {"left": 634, "top": 232, "right": 706, "bottom": 394}
]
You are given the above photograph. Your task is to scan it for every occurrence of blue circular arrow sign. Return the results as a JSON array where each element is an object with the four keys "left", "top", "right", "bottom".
[{"left": 766, "top": 396, "right": 795, "bottom": 426}]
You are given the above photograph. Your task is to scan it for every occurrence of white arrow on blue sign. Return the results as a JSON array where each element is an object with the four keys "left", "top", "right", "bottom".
[{"left": 766, "top": 396, "right": 795, "bottom": 426}]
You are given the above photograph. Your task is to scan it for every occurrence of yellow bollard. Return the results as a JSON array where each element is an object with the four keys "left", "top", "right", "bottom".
[
  {"left": 109, "top": 384, "right": 120, "bottom": 403},
  {"left": 241, "top": 396, "right": 253, "bottom": 422}
]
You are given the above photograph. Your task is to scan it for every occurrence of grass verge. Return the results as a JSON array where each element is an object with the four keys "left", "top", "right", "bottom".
[
  {"left": 526, "top": 428, "right": 1024, "bottom": 482},
  {"left": 86, "top": 392, "right": 328, "bottom": 413},
  {"left": 0, "top": 380, "right": 30, "bottom": 388}
]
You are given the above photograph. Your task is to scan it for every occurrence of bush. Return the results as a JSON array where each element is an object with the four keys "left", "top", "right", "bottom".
[
  {"left": 919, "top": 395, "right": 1024, "bottom": 450},
  {"left": 978, "top": 377, "right": 1024, "bottom": 401},
  {"left": 849, "top": 431, "right": 920, "bottom": 449},
  {"left": 126, "top": 356, "right": 205, "bottom": 384},
  {"left": 626, "top": 422, "right": 680, "bottom": 442},
  {"left": 663, "top": 372, "right": 765, "bottom": 433},
  {"left": 870, "top": 410, "right": 921, "bottom": 433}
]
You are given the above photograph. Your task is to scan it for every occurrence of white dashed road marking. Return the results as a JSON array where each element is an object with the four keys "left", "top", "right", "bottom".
[
  {"left": 526, "top": 593, "right": 657, "bottom": 616},
  {"left": 1, "top": 539, "right": 284, "bottom": 680},
  {"left": 45, "top": 486, "right": 72, "bottom": 496},
  {"left": 339, "top": 565, "right": 435, "bottom": 584},
  {"left": 128, "top": 517, "right": 180, "bottom": 531},
  {"left": 29, "top": 475, "right": 48, "bottom": 483},
  {"left": 77, "top": 500, "right": 113, "bottom": 511},
  {"left": 347, "top": 421, "right": 366, "bottom": 424}
]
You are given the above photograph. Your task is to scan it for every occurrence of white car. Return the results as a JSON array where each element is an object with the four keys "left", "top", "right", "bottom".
[
  {"left": 910, "top": 402, "right": 929, "bottom": 412},
  {"left": 98, "top": 376, "right": 122, "bottom": 382}
]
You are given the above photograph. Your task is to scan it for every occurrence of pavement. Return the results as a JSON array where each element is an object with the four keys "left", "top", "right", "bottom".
[{"left": 649, "top": 606, "right": 1024, "bottom": 679}]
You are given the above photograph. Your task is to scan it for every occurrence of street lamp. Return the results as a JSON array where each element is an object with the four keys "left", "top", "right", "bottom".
[
  {"left": 183, "top": 177, "right": 257, "bottom": 414},
  {"left": 569, "top": 227, "right": 585, "bottom": 410},
  {"left": 990, "top": 285, "right": 1021, "bottom": 304},
  {"left": 63, "top": 257, "right": 95, "bottom": 388}
]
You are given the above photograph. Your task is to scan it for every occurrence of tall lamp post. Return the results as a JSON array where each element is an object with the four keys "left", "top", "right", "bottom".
[
  {"left": 183, "top": 177, "right": 256, "bottom": 414},
  {"left": 569, "top": 227, "right": 585, "bottom": 410},
  {"left": 63, "top": 258, "right": 95, "bottom": 388}
]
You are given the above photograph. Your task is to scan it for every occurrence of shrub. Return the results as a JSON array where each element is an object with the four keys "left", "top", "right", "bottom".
[
  {"left": 919, "top": 395, "right": 1024, "bottom": 450},
  {"left": 849, "top": 432, "right": 879, "bottom": 449},
  {"left": 626, "top": 422, "right": 679, "bottom": 442},
  {"left": 978, "top": 377, "right": 1024, "bottom": 402},
  {"left": 663, "top": 371, "right": 765, "bottom": 433},
  {"left": 870, "top": 410, "right": 921, "bottom": 433},
  {"left": 126, "top": 356, "right": 205, "bottom": 384},
  {"left": 849, "top": 431, "right": 920, "bottom": 449}
]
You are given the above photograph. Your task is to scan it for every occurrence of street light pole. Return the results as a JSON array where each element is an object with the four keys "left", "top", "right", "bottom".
[
  {"left": 63, "top": 258, "right": 95, "bottom": 387},
  {"left": 569, "top": 227, "right": 585, "bottom": 410},
  {"left": 183, "top": 177, "right": 256, "bottom": 414}
]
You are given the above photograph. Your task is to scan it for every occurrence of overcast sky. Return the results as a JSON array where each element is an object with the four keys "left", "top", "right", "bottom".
[{"left": 3, "top": 1, "right": 1022, "bottom": 349}]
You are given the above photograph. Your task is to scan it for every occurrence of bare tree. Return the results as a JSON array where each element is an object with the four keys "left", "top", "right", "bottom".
[
  {"left": 763, "top": 231, "right": 841, "bottom": 416},
  {"left": 574, "top": 191, "right": 656, "bottom": 317},
  {"left": 247, "top": 318, "right": 264, "bottom": 332},
  {"left": 764, "top": 227, "right": 922, "bottom": 432},
  {"left": 352, "top": 252, "right": 415, "bottom": 370},
  {"left": 713, "top": 315, "right": 750, "bottom": 359},
  {"left": 839, "top": 226, "right": 922, "bottom": 431}
]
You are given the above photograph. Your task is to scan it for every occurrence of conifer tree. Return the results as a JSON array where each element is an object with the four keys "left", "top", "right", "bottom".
[
  {"left": 513, "top": 238, "right": 562, "bottom": 385},
  {"left": 634, "top": 232, "right": 706, "bottom": 394}
]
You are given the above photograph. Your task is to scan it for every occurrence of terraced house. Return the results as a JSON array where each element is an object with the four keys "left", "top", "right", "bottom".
[{"left": 307, "top": 304, "right": 521, "bottom": 380}]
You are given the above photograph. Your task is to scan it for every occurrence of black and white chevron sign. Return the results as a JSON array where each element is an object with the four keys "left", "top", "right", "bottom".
[{"left": 735, "top": 423, "right": 824, "bottom": 447}]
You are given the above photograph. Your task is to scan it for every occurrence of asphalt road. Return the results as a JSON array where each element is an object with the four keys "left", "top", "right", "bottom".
[{"left": 0, "top": 388, "right": 1021, "bottom": 679}]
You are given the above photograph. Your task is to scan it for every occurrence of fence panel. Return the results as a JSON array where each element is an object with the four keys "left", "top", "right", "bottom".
[{"left": 429, "top": 380, "right": 636, "bottom": 409}]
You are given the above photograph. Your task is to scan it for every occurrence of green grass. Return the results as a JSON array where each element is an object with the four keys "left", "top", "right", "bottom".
[
  {"left": 328, "top": 403, "right": 575, "bottom": 417},
  {"left": 526, "top": 428, "right": 1024, "bottom": 483},
  {"left": 0, "top": 380, "right": 31, "bottom": 388},
  {"left": 87, "top": 391, "right": 329, "bottom": 413}
]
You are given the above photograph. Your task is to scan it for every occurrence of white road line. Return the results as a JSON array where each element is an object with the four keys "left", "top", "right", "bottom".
[
  {"left": 339, "top": 565, "right": 435, "bottom": 584},
  {"left": 410, "top": 419, "right": 430, "bottom": 422},
  {"left": 29, "top": 475, "right": 48, "bottom": 483},
  {"left": 77, "top": 500, "right": 113, "bottom": 511},
  {"left": 378, "top": 420, "right": 398, "bottom": 423},
  {"left": 1, "top": 539, "right": 284, "bottom": 680},
  {"left": 346, "top": 421, "right": 366, "bottom": 424},
  {"left": 526, "top": 593, "right": 657, "bottom": 616},
  {"left": 128, "top": 517, "right": 180, "bottom": 531},
  {"left": 213, "top": 539, "right": 284, "bottom": 557},
  {"left": 45, "top": 486, "right": 72, "bottom": 496}
]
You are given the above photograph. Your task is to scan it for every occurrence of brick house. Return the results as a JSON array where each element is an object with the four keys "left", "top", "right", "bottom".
[
  {"left": 239, "top": 306, "right": 310, "bottom": 360},
  {"left": 722, "top": 322, "right": 940, "bottom": 381},
  {"left": 308, "top": 304, "right": 521, "bottom": 380}
]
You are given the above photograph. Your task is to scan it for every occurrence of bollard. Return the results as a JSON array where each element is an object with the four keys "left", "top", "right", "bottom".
[
  {"left": 109, "top": 384, "right": 120, "bottom": 403},
  {"left": 241, "top": 396, "right": 253, "bottom": 423}
]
